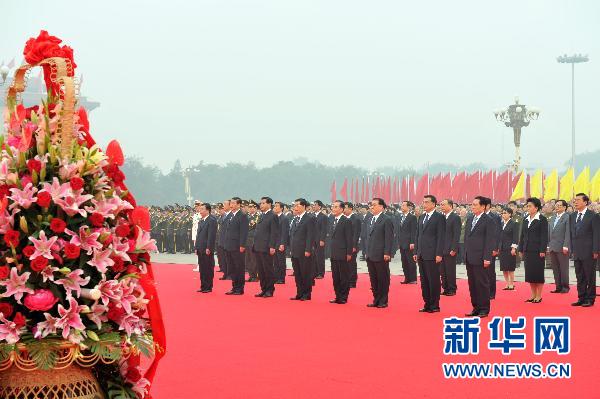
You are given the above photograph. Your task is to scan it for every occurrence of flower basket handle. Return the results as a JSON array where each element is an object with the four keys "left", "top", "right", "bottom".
[{"left": 6, "top": 57, "right": 76, "bottom": 159}]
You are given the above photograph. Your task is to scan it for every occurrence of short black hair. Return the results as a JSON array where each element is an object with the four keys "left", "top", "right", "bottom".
[
  {"left": 274, "top": 201, "right": 284, "bottom": 209},
  {"left": 345, "top": 202, "right": 354, "bottom": 209},
  {"left": 508, "top": 200, "right": 517, "bottom": 206},
  {"left": 402, "top": 200, "right": 415, "bottom": 209},
  {"left": 424, "top": 194, "right": 437, "bottom": 205},
  {"left": 442, "top": 199, "right": 454, "bottom": 206},
  {"left": 502, "top": 207, "right": 513, "bottom": 215},
  {"left": 372, "top": 197, "right": 387, "bottom": 208},
  {"left": 295, "top": 198, "right": 310, "bottom": 208},
  {"left": 231, "top": 197, "right": 242, "bottom": 205},
  {"left": 261, "top": 197, "right": 273, "bottom": 205},
  {"left": 313, "top": 200, "right": 324, "bottom": 208},
  {"left": 556, "top": 199, "right": 569, "bottom": 208},
  {"left": 474, "top": 196, "right": 485, "bottom": 206},
  {"left": 526, "top": 197, "right": 542, "bottom": 211},
  {"left": 333, "top": 200, "right": 346, "bottom": 209},
  {"left": 201, "top": 203, "right": 212, "bottom": 212},
  {"left": 575, "top": 193, "right": 590, "bottom": 204}
]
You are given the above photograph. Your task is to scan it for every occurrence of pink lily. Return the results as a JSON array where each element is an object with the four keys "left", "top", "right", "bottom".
[
  {"left": 133, "top": 227, "right": 157, "bottom": 252},
  {"left": 56, "top": 297, "right": 86, "bottom": 340},
  {"left": 110, "top": 236, "right": 132, "bottom": 262},
  {"left": 87, "top": 248, "right": 114, "bottom": 273},
  {"left": 87, "top": 303, "right": 108, "bottom": 329},
  {"left": 40, "top": 177, "right": 71, "bottom": 202},
  {"left": 65, "top": 226, "right": 102, "bottom": 255},
  {"left": 0, "top": 268, "right": 34, "bottom": 304},
  {"left": 8, "top": 183, "right": 38, "bottom": 210},
  {"left": 0, "top": 210, "right": 15, "bottom": 235},
  {"left": 55, "top": 269, "right": 91, "bottom": 299},
  {"left": 28, "top": 230, "right": 59, "bottom": 260},
  {"left": 40, "top": 265, "right": 60, "bottom": 283},
  {"left": 0, "top": 314, "right": 25, "bottom": 344},
  {"left": 34, "top": 313, "right": 60, "bottom": 339},
  {"left": 97, "top": 279, "right": 121, "bottom": 306},
  {"left": 85, "top": 198, "right": 118, "bottom": 219},
  {"left": 54, "top": 189, "right": 94, "bottom": 217},
  {"left": 105, "top": 194, "right": 134, "bottom": 216}
]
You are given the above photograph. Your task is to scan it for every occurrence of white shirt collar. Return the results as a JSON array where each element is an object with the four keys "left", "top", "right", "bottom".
[
  {"left": 202, "top": 215, "right": 209, "bottom": 221},
  {"left": 425, "top": 210, "right": 435, "bottom": 217},
  {"left": 263, "top": 209, "right": 271, "bottom": 215},
  {"left": 555, "top": 211, "right": 564, "bottom": 218},
  {"left": 298, "top": 211, "right": 306, "bottom": 220},
  {"left": 577, "top": 207, "right": 588, "bottom": 217},
  {"left": 526, "top": 212, "right": 541, "bottom": 223},
  {"left": 231, "top": 209, "right": 239, "bottom": 216},
  {"left": 444, "top": 211, "right": 453, "bottom": 219}
]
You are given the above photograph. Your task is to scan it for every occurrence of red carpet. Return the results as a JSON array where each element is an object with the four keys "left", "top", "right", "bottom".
[{"left": 150, "top": 264, "right": 598, "bottom": 399}]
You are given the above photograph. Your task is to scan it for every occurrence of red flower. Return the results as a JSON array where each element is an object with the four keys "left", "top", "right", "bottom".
[
  {"left": 22, "top": 246, "right": 36, "bottom": 258},
  {"left": 50, "top": 218, "right": 67, "bottom": 233},
  {"left": 88, "top": 213, "right": 104, "bottom": 227},
  {"left": 107, "top": 304, "right": 126, "bottom": 322},
  {"left": 70, "top": 176, "right": 85, "bottom": 191},
  {"left": 128, "top": 253, "right": 139, "bottom": 263},
  {"left": 111, "top": 256, "right": 126, "bottom": 273},
  {"left": 115, "top": 223, "right": 130, "bottom": 238},
  {"left": 126, "top": 368, "right": 142, "bottom": 382},
  {"left": 0, "top": 186, "right": 10, "bottom": 199},
  {"left": 126, "top": 264, "right": 139, "bottom": 275},
  {"left": 138, "top": 252, "right": 150, "bottom": 264},
  {"left": 0, "top": 265, "right": 9, "bottom": 280},
  {"left": 23, "top": 30, "right": 77, "bottom": 68},
  {"left": 77, "top": 107, "right": 89, "bottom": 134},
  {"left": 26, "top": 159, "right": 42, "bottom": 173},
  {"left": 30, "top": 256, "right": 49, "bottom": 272},
  {"left": 36, "top": 191, "right": 52, "bottom": 208},
  {"left": 130, "top": 207, "right": 151, "bottom": 231},
  {"left": 24, "top": 289, "right": 58, "bottom": 311},
  {"left": 13, "top": 312, "right": 26, "bottom": 328},
  {"left": 4, "top": 230, "right": 20, "bottom": 247},
  {"left": 64, "top": 243, "right": 81, "bottom": 259},
  {"left": 0, "top": 303, "right": 13, "bottom": 318}
]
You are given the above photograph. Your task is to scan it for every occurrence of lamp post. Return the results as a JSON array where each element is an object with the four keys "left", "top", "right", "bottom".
[
  {"left": 494, "top": 97, "right": 540, "bottom": 172},
  {"left": 557, "top": 53, "right": 589, "bottom": 169}
]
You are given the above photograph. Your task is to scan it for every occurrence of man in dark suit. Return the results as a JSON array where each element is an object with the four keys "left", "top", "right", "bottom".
[
  {"left": 288, "top": 198, "right": 317, "bottom": 301},
  {"left": 312, "top": 200, "right": 328, "bottom": 279},
  {"left": 343, "top": 202, "right": 361, "bottom": 288},
  {"left": 195, "top": 203, "right": 217, "bottom": 293},
  {"left": 483, "top": 197, "right": 502, "bottom": 300},
  {"left": 273, "top": 201, "right": 289, "bottom": 284},
  {"left": 253, "top": 197, "right": 280, "bottom": 298},
  {"left": 398, "top": 201, "right": 418, "bottom": 284},
  {"left": 217, "top": 200, "right": 232, "bottom": 280},
  {"left": 224, "top": 197, "right": 249, "bottom": 295},
  {"left": 570, "top": 193, "right": 600, "bottom": 307},
  {"left": 414, "top": 195, "right": 446, "bottom": 313},
  {"left": 365, "top": 198, "right": 394, "bottom": 308},
  {"left": 360, "top": 207, "right": 373, "bottom": 261},
  {"left": 440, "top": 199, "right": 461, "bottom": 296},
  {"left": 328, "top": 200, "right": 354, "bottom": 304},
  {"left": 464, "top": 196, "right": 496, "bottom": 317},
  {"left": 548, "top": 200, "right": 571, "bottom": 293}
]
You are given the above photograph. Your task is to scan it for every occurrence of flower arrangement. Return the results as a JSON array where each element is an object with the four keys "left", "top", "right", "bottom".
[{"left": 0, "top": 31, "right": 165, "bottom": 399}]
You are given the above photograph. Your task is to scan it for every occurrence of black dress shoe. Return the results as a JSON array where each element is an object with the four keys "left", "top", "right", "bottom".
[
  {"left": 525, "top": 298, "right": 534, "bottom": 302},
  {"left": 196, "top": 289, "right": 204, "bottom": 292},
  {"left": 477, "top": 312, "right": 489, "bottom": 318},
  {"left": 465, "top": 311, "right": 478, "bottom": 317},
  {"left": 367, "top": 303, "right": 377, "bottom": 308},
  {"left": 315, "top": 275, "right": 324, "bottom": 279},
  {"left": 329, "top": 299, "right": 339, "bottom": 304},
  {"left": 231, "top": 291, "right": 243, "bottom": 295},
  {"left": 581, "top": 302, "right": 594, "bottom": 307},
  {"left": 290, "top": 296, "right": 301, "bottom": 300},
  {"left": 275, "top": 280, "right": 285, "bottom": 284},
  {"left": 350, "top": 284, "right": 357, "bottom": 288},
  {"left": 571, "top": 301, "right": 583, "bottom": 306},
  {"left": 532, "top": 298, "right": 543, "bottom": 303},
  {"left": 419, "top": 308, "right": 430, "bottom": 312},
  {"left": 407, "top": 281, "right": 417, "bottom": 285},
  {"left": 219, "top": 277, "right": 227, "bottom": 280},
  {"left": 263, "top": 292, "right": 273, "bottom": 298},
  {"left": 550, "top": 290, "right": 561, "bottom": 293},
  {"left": 337, "top": 300, "right": 347, "bottom": 304},
  {"left": 376, "top": 304, "right": 388, "bottom": 308},
  {"left": 225, "top": 291, "right": 236, "bottom": 295},
  {"left": 255, "top": 292, "right": 265, "bottom": 297},
  {"left": 427, "top": 307, "right": 440, "bottom": 313},
  {"left": 560, "top": 289, "right": 570, "bottom": 294},
  {"left": 490, "top": 296, "right": 495, "bottom": 300},
  {"left": 300, "top": 296, "right": 311, "bottom": 301},
  {"left": 200, "top": 289, "right": 212, "bottom": 293}
]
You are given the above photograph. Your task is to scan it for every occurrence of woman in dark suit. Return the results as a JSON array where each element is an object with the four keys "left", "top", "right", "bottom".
[
  {"left": 518, "top": 197, "right": 549, "bottom": 303},
  {"left": 499, "top": 207, "right": 519, "bottom": 290}
]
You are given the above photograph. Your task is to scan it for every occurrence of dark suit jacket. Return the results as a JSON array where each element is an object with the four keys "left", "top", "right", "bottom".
[
  {"left": 216, "top": 212, "right": 232, "bottom": 247},
  {"left": 253, "top": 210, "right": 280, "bottom": 253},
  {"left": 330, "top": 216, "right": 353, "bottom": 261},
  {"left": 348, "top": 213, "right": 361, "bottom": 250},
  {"left": 443, "top": 213, "right": 461, "bottom": 255},
  {"left": 365, "top": 213, "right": 394, "bottom": 262},
  {"left": 518, "top": 215, "right": 549, "bottom": 253},
  {"left": 223, "top": 210, "right": 249, "bottom": 251},
  {"left": 315, "top": 212, "right": 328, "bottom": 243},
  {"left": 360, "top": 212, "right": 373, "bottom": 250},
  {"left": 499, "top": 219, "right": 519, "bottom": 251},
  {"left": 289, "top": 213, "right": 317, "bottom": 258},
  {"left": 276, "top": 212, "right": 290, "bottom": 246},
  {"left": 464, "top": 213, "right": 495, "bottom": 266},
  {"left": 195, "top": 215, "right": 217, "bottom": 252},
  {"left": 569, "top": 209, "right": 600, "bottom": 260},
  {"left": 397, "top": 213, "right": 417, "bottom": 250},
  {"left": 486, "top": 211, "right": 502, "bottom": 251},
  {"left": 415, "top": 211, "right": 446, "bottom": 260}
]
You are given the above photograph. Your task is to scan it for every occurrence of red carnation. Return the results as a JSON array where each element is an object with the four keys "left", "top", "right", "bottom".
[
  {"left": 50, "top": 218, "right": 67, "bottom": 233},
  {"left": 126, "top": 264, "right": 139, "bottom": 275},
  {"left": 22, "top": 246, "right": 36, "bottom": 258},
  {"left": 115, "top": 223, "right": 130, "bottom": 238},
  {"left": 12, "top": 312, "right": 26, "bottom": 328},
  {"left": 0, "top": 186, "right": 10, "bottom": 199},
  {"left": 30, "top": 256, "right": 49, "bottom": 272},
  {"left": 70, "top": 176, "right": 85, "bottom": 190},
  {"left": 111, "top": 256, "right": 126, "bottom": 273},
  {"left": 0, "top": 265, "right": 9, "bottom": 280},
  {"left": 0, "top": 303, "right": 13, "bottom": 318},
  {"left": 126, "top": 368, "right": 142, "bottom": 382},
  {"left": 64, "top": 243, "right": 81, "bottom": 259},
  {"left": 89, "top": 213, "right": 104, "bottom": 227},
  {"left": 36, "top": 191, "right": 52, "bottom": 208},
  {"left": 107, "top": 304, "right": 126, "bottom": 322},
  {"left": 26, "top": 159, "right": 42, "bottom": 173},
  {"left": 4, "top": 230, "right": 20, "bottom": 247}
]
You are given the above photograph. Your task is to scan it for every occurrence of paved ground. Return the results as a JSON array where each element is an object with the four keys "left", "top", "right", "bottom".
[{"left": 152, "top": 252, "right": 580, "bottom": 285}]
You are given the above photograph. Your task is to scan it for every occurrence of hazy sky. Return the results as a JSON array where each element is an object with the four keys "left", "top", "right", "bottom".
[{"left": 2, "top": 0, "right": 599, "bottom": 172}]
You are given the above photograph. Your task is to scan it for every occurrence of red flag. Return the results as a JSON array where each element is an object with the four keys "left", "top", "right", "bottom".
[
  {"left": 401, "top": 176, "right": 408, "bottom": 201},
  {"left": 350, "top": 178, "right": 355, "bottom": 203},
  {"left": 340, "top": 178, "right": 348, "bottom": 202},
  {"left": 480, "top": 170, "right": 494, "bottom": 199},
  {"left": 355, "top": 179, "right": 359, "bottom": 203},
  {"left": 494, "top": 170, "right": 510, "bottom": 203},
  {"left": 409, "top": 175, "right": 415, "bottom": 201},
  {"left": 374, "top": 176, "right": 381, "bottom": 198},
  {"left": 330, "top": 180, "right": 337, "bottom": 203},
  {"left": 415, "top": 173, "right": 429, "bottom": 201},
  {"left": 451, "top": 172, "right": 466, "bottom": 203},
  {"left": 465, "top": 171, "right": 481, "bottom": 201},
  {"left": 438, "top": 173, "right": 451, "bottom": 201},
  {"left": 384, "top": 177, "right": 391, "bottom": 203},
  {"left": 392, "top": 177, "right": 398, "bottom": 203},
  {"left": 366, "top": 177, "right": 371, "bottom": 201}
]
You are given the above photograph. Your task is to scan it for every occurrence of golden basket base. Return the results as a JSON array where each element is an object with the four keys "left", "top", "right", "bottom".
[{"left": 0, "top": 364, "right": 105, "bottom": 399}]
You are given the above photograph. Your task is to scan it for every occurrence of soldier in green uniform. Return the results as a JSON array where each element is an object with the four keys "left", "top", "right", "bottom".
[{"left": 245, "top": 200, "right": 260, "bottom": 282}]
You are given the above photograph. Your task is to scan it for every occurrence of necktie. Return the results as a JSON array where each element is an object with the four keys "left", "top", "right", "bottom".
[
  {"left": 553, "top": 215, "right": 560, "bottom": 229},
  {"left": 291, "top": 216, "right": 299, "bottom": 231},
  {"left": 400, "top": 215, "right": 405, "bottom": 225},
  {"left": 423, "top": 213, "right": 429, "bottom": 225},
  {"left": 576, "top": 213, "right": 583, "bottom": 224},
  {"left": 333, "top": 217, "right": 339, "bottom": 231},
  {"left": 471, "top": 216, "right": 479, "bottom": 231}
]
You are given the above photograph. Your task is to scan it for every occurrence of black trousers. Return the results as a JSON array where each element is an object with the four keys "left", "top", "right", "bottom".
[
  {"left": 399, "top": 247, "right": 417, "bottom": 282},
  {"left": 225, "top": 249, "right": 245, "bottom": 293},
  {"left": 314, "top": 245, "right": 325, "bottom": 277},
  {"left": 466, "top": 262, "right": 490, "bottom": 314},
  {"left": 291, "top": 255, "right": 314, "bottom": 298},
  {"left": 487, "top": 256, "right": 497, "bottom": 298},
  {"left": 366, "top": 259, "right": 390, "bottom": 306},
  {"left": 441, "top": 254, "right": 457, "bottom": 293},
  {"left": 574, "top": 258, "right": 597, "bottom": 303},
  {"left": 218, "top": 245, "right": 230, "bottom": 277},
  {"left": 255, "top": 250, "right": 275, "bottom": 294},
  {"left": 331, "top": 259, "right": 350, "bottom": 301},
  {"left": 274, "top": 251, "right": 287, "bottom": 282},
  {"left": 349, "top": 252, "right": 358, "bottom": 287},
  {"left": 197, "top": 252, "right": 215, "bottom": 291},
  {"left": 418, "top": 258, "right": 441, "bottom": 309}
]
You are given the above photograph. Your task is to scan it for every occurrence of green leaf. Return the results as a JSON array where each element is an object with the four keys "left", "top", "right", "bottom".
[{"left": 27, "top": 342, "right": 59, "bottom": 370}]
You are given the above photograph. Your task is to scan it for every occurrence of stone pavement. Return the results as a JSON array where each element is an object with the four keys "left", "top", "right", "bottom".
[{"left": 152, "top": 252, "right": 580, "bottom": 285}]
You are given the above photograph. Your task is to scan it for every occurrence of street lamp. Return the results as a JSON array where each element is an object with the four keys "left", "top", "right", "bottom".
[
  {"left": 0, "top": 65, "right": 9, "bottom": 84},
  {"left": 557, "top": 53, "right": 589, "bottom": 169},
  {"left": 494, "top": 97, "right": 541, "bottom": 172}
]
